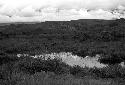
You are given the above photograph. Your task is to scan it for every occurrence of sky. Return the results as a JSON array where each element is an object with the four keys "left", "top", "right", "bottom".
[{"left": 0, "top": 0, "right": 125, "bottom": 23}]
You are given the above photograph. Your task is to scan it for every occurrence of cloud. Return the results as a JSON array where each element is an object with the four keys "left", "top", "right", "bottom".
[
  {"left": 0, "top": 0, "right": 125, "bottom": 22},
  {"left": 0, "top": 14, "right": 11, "bottom": 23}
]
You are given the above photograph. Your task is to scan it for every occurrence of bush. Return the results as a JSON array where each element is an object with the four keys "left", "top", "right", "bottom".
[
  {"left": 69, "top": 65, "right": 92, "bottom": 77},
  {"left": 93, "top": 65, "right": 125, "bottom": 78},
  {"left": 0, "top": 54, "right": 19, "bottom": 65},
  {"left": 69, "top": 64, "right": 125, "bottom": 79},
  {"left": 15, "top": 56, "right": 70, "bottom": 75},
  {"left": 98, "top": 54, "right": 123, "bottom": 65}
]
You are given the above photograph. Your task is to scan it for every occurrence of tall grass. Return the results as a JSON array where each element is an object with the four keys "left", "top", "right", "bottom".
[
  {"left": 15, "top": 71, "right": 122, "bottom": 85},
  {"left": 0, "top": 53, "right": 125, "bottom": 85}
]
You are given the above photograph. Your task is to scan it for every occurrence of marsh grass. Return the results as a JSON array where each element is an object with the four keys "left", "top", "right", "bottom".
[
  {"left": 0, "top": 53, "right": 125, "bottom": 85},
  {"left": 15, "top": 71, "right": 122, "bottom": 85}
]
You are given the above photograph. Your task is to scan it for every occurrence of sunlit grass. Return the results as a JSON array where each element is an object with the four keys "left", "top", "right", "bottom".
[
  {"left": 17, "top": 52, "right": 107, "bottom": 68},
  {"left": 0, "top": 52, "right": 125, "bottom": 85}
]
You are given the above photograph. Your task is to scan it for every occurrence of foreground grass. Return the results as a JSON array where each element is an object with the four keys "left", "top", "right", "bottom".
[
  {"left": 0, "top": 55, "right": 125, "bottom": 85},
  {"left": 5, "top": 71, "right": 124, "bottom": 85}
]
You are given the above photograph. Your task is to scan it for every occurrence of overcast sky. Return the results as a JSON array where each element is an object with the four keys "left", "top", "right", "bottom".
[{"left": 0, "top": 0, "right": 125, "bottom": 23}]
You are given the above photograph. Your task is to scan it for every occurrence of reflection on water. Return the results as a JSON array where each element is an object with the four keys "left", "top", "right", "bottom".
[{"left": 17, "top": 52, "right": 108, "bottom": 68}]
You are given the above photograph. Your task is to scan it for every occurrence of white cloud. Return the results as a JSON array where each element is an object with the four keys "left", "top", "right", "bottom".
[
  {"left": 18, "top": 6, "right": 40, "bottom": 17},
  {"left": 0, "top": 0, "right": 125, "bottom": 22},
  {"left": 0, "top": 14, "right": 11, "bottom": 23},
  {"left": 11, "top": 16, "right": 43, "bottom": 22}
]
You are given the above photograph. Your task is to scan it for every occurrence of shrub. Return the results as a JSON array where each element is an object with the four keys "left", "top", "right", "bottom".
[
  {"left": 93, "top": 65, "right": 125, "bottom": 78},
  {"left": 0, "top": 54, "right": 19, "bottom": 65},
  {"left": 15, "top": 56, "right": 70, "bottom": 75},
  {"left": 98, "top": 54, "right": 123, "bottom": 65},
  {"left": 69, "top": 65, "right": 92, "bottom": 77}
]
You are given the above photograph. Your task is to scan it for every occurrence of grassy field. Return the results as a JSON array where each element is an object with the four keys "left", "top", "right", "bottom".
[
  {"left": 1, "top": 70, "right": 125, "bottom": 85},
  {"left": 0, "top": 55, "right": 125, "bottom": 85},
  {"left": 0, "top": 19, "right": 125, "bottom": 85}
]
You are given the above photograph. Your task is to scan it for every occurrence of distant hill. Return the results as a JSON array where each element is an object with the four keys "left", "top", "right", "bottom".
[
  {"left": 0, "top": 18, "right": 125, "bottom": 62},
  {"left": 0, "top": 22, "right": 40, "bottom": 26},
  {"left": 0, "top": 18, "right": 124, "bottom": 27}
]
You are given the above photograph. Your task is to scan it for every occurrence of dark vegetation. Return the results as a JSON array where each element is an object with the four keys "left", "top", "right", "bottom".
[{"left": 0, "top": 18, "right": 125, "bottom": 85}]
